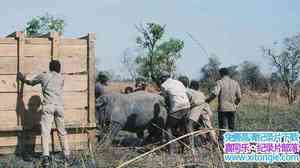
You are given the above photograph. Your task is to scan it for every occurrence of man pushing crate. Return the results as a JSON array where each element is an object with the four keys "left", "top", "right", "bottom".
[{"left": 17, "top": 60, "right": 71, "bottom": 168}]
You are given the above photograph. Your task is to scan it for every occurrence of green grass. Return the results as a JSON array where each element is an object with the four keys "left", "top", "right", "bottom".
[{"left": 210, "top": 101, "right": 300, "bottom": 168}]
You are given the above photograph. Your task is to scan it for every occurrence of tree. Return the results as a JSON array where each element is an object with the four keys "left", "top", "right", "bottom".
[
  {"left": 227, "top": 65, "right": 240, "bottom": 81},
  {"left": 121, "top": 48, "right": 139, "bottom": 80},
  {"left": 200, "top": 55, "right": 221, "bottom": 91},
  {"left": 25, "top": 13, "right": 65, "bottom": 37},
  {"left": 239, "top": 61, "right": 268, "bottom": 92},
  {"left": 200, "top": 55, "right": 221, "bottom": 81},
  {"left": 135, "top": 22, "right": 184, "bottom": 82},
  {"left": 263, "top": 33, "right": 300, "bottom": 104}
]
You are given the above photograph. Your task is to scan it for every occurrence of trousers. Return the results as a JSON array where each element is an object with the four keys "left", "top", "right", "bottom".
[
  {"left": 41, "top": 104, "right": 70, "bottom": 156},
  {"left": 218, "top": 111, "right": 235, "bottom": 143}
]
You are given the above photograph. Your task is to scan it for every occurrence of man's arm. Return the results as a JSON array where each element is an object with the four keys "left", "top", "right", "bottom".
[
  {"left": 235, "top": 82, "right": 242, "bottom": 105},
  {"left": 17, "top": 72, "right": 42, "bottom": 86},
  {"left": 205, "top": 93, "right": 216, "bottom": 104},
  {"left": 205, "top": 82, "right": 220, "bottom": 103},
  {"left": 159, "top": 86, "right": 171, "bottom": 112}
]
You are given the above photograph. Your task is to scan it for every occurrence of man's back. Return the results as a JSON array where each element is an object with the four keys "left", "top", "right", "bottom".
[
  {"left": 95, "top": 82, "right": 106, "bottom": 97},
  {"left": 35, "top": 71, "right": 64, "bottom": 106},
  {"left": 186, "top": 88, "right": 206, "bottom": 107},
  {"left": 213, "top": 76, "right": 241, "bottom": 112},
  {"left": 161, "top": 78, "right": 190, "bottom": 113}
]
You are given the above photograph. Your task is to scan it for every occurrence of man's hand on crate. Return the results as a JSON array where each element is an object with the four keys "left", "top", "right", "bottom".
[{"left": 16, "top": 72, "right": 26, "bottom": 82}]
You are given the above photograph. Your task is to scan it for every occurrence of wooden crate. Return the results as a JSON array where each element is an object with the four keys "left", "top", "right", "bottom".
[{"left": 0, "top": 32, "right": 96, "bottom": 154}]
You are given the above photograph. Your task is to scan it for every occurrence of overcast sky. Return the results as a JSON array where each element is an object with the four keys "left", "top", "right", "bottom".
[{"left": 1, "top": 0, "right": 300, "bottom": 79}]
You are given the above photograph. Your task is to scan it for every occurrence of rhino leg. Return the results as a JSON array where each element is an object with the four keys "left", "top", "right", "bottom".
[
  {"left": 103, "top": 121, "right": 122, "bottom": 145},
  {"left": 143, "top": 116, "right": 166, "bottom": 145}
]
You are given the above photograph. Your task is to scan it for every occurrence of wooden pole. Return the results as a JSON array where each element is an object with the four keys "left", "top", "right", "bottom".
[
  {"left": 87, "top": 33, "right": 96, "bottom": 124},
  {"left": 16, "top": 31, "right": 24, "bottom": 127},
  {"left": 50, "top": 32, "right": 60, "bottom": 60}
]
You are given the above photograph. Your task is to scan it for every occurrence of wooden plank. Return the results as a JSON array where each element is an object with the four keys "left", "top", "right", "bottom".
[
  {"left": 64, "top": 109, "right": 88, "bottom": 125},
  {"left": 51, "top": 132, "right": 89, "bottom": 152},
  {"left": 21, "top": 56, "right": 87, "bottom": 74},
  {"left": 0, "top": 111, "right": 18, "bottom": 128},
  {"left": 88, "top": 33, "right": 96, "bottom": 123},
  {"left": 63, "top": 75, "right": 88, "bottom": 92},
  {"left": 24, "top": 44, "right": 51, "bottom": 57},
  {"left": 50, "top": 32, "right": 60, "bottom": 60},
  {"left": 60, "top": 39, "right": 87, "bottom": 45},
  {"left": 22, "top": 92, "right": 87, "bottom": 109},
  {"left": 59, "top": 45, "right": 87, "bottom": 57},
  {"left": 0, "top": 136, "right": 17, "bottom": 147},
  {"left": 0, "top": 38, "right": 17, "bottom": 44},
  {"left": 63, "top": 92, "right": 88, "bottom": 109},
  {"left": 22, "top": 74, "right": 88, "bottom": 92},
  {"left": 0, "top": 92, "right": 87, "bottom": 111},
  {"left": 16, "top": 32, "right": 25, "bottom": 127},
  {"left": 0, "top": 75, "right": 18, "bottom": 92},
  {"left": 0, "top": 57, "right": 17, "bottom": 74},
  {"left": 60, "top": 55, "right": 87, "bottom": 74},
  {"left": 0, "top": 93, "right": 17, "bottom": 111},
  {"left": 0, "top": 109, "right": 89, "bottom": 131},
  {"left": 0, "top": 44, "right": 17, "bottom": 56},
  {"left": 25, "top": 38, "right": 51, "bottom": 45},
  {"left": 20, "top": 56, "right": 51, "bottom": 74}
]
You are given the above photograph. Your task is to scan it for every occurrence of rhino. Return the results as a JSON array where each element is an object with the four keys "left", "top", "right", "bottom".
[{"left": 96, "top": 91, "right": 168, "bottom": 144}]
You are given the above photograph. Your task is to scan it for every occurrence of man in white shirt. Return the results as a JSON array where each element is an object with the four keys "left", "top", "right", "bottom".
[{"left": 158, "top": 71, "right": 190, "bottom": 154}]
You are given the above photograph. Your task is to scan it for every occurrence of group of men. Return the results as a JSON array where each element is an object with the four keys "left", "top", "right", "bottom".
[
  {"left": 157, "top": 68, "right": 241, "bottom": 154},
  {"left": 96, "top": 68, "right": 242, "bottom": 154},
  {"left": 16, "top": 59, "right": 241, "bottom": 167}
]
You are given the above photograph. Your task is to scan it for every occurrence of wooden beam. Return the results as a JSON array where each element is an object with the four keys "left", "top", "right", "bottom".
[
  {"left": 0, "top": 92, "right": 88, "bottom": 111},
  {"left": 23, "top": 44, "right": 52, "bottom": 57},
  {"left": 60, "top": 39, "right": 87, "bottom": 45},
  {"left": 0, "top": 44, "right": 17, "bottom": 56},
  {"left": 0, "top": 57, "right": 18, "bottom": 74},
  {"left": 22, "top": 74, "right": 88, "bottom": 92},
  {"left": 0, "top": 75, "right": 18, "bottom": 92},
  {"left": 25, "top": 38, "right": 51, "bottom": 44},
  {"left": 50, "top": 32, "right": 60, "bottom": 60},
  {"left": 16, "top": 32, "right": 25, "bottom": 127},
  {"left": 0, "top": 38, "right": 17, "bottom": 44},
  {"left": 87, "top": 33, "right": 96, "bottom": 124}
]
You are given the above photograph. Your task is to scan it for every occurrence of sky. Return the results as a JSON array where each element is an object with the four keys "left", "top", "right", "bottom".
[{"left": 1, "top": 0, "right": 300, "bottom": 79}]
